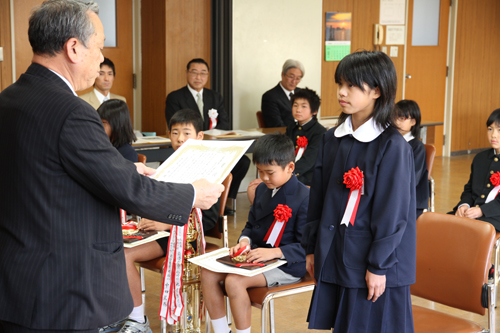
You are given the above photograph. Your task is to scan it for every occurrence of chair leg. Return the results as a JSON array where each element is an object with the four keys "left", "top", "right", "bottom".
[
  {"left": 269, "top": 299, "right": 275, "bottom": 333},
  {"left": 161, "top": 318, "right": 167, "bottom": 333},
  {"left": 261, "top": 299, "right": 268, "bottom": 333},
  {"left": 140, "top": 267, "right": 146, "bottom": 292},
  {"left": 430, "top": 177, "right": 435, "bottom": 212},
  {"left": 488, "top": 281, "right": 496, "bottom": 333},
  {"left": 226, "top": 296, "right": 232, "bottom": 325},
  {"left": 494, "top": 238, "right": 500, "bottom": 307}
]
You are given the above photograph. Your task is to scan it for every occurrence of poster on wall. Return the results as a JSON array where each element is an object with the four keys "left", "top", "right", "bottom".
[{"left": 325, "top": 12, "right": 352, "bottom": 61}]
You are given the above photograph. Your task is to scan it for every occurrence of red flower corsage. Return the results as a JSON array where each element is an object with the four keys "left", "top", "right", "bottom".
[
  {"left": 341, "top": 167, "right": 363, "bottom": 226},
  {"left": 343, "top": 167, "right": 363, "bottom": 190},
  {"left": 296, "top": 136, "right": 308, "bottom": 148},
  {"left": 264, "top": 204, "right": 292, "bottom": 247},
  {"left": 491, "top": 172, "right": 500, "bottom": 186}
]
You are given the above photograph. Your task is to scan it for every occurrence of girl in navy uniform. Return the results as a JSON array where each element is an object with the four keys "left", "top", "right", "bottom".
[
  {"left": 450, "top": 108, "right": 500, "bottom": 231},
  {"left": 395, "top": 100, "right": 429, "bottom": 217},
  {"left": 302, "top": 51, "right": 416, "bottom": 332}
]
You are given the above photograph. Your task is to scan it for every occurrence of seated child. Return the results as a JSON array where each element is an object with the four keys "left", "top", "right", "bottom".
[
  {"left": 395, "top": 100, "right": 429, "bottom": 217},
  {"left": 450, "top": 108, "right": 500, "bottom": 231},
  {"left": 104, "top": 109, "right": 220, "bottom": 333},
  {"left": 201, "top": 133, "right": 309, "bottom": 333},
  {"left": 247, "top": 88, "right": 325, "bottom": 204},
  {"left": 97, "top": 99, "right": 138, "bottom": 162}
]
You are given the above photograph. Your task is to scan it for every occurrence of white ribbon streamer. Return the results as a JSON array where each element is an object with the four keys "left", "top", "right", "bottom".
[
  {"left": 486, "top": 185, "right": 500, "bottom": 203},
  {"left": 265, "top": 221, "right": 284, "bottom": 247},
  {"left": 340, "top": 189, "right": 360, "bottom": 227},
  {"left": 295, "top": 147, "right": 305, "bottom": 162}
]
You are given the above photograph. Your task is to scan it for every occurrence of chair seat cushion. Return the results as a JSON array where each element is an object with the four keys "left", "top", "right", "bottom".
[{"left": 412, "top": 305, "right": 483, "bottom": 333}]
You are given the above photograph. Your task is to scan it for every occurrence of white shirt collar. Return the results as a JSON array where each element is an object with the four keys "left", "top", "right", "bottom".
[
  {"left": 94, "top": 88, "right": 109, "bottom": 105},
  {"left": 279, "top": 82, "right": 293, "bottom": 100},
  {"left": 187, "top": 84, "right": 203, "bottom": 101},
  {"left": 403, "top": 132, "right": 415, "bottom": 142},
  {"left": 272, "top": 187, "right": 281, "bottom": 197},
  {"left": 48, "top": 69, "right": 77, "bottom": 96},
  {"left": 296, "top": 117, "right": 313, "bottom": 127},
  {"left": 334, "top": 116, "right": 386, "bottom": 142}
]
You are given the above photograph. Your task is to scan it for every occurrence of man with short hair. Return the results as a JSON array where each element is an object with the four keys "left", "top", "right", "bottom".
[
  {"left": 0, "top": 1, "right": 222, "bottom": 332},
  {"left": 165, "top": 58, "right": 229, "bottom": 130},
  {"left": 261, "top": 59, "right": 305, "bottom": 127},
  {"left": 80, "top": 57, "right": 127, "bottom": 109}
]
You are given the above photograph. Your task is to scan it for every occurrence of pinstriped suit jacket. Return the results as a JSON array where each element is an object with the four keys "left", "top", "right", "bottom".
[{"left": 0, "top": 63, "right": 194, "bottom": 330}]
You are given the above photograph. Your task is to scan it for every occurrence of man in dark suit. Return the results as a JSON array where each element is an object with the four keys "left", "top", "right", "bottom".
[
  {"left": 0, "top": 1, "right": 222, "bottom": 332},
  {"left": 261, "top": 59, "right": 305, "bottom": 128},
  {"left": 165, "top": 58, "right": 229, "bottom": 130},
  {"left": 165, "top": 59, "right": 249, "bottom": 214}
]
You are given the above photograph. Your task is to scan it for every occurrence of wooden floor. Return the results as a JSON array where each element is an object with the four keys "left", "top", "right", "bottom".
[{"left": 141, "top": 153, "right": 498, "bottom": 332}]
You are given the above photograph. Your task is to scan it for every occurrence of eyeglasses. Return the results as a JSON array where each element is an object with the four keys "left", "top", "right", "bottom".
[
  {"left": 285, "top": 74, "right": 302, "bottom": 82},
  {"left": 188, "top": 71, "right": 209, "bottom": 78}
]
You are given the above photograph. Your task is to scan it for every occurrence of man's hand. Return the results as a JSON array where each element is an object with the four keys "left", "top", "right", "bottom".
[
  {"left": 192, "top": 179, "right": 224, "bottom": 210},
  {"left": 134, "top": 163, "right": 156, "bottom": 176}
]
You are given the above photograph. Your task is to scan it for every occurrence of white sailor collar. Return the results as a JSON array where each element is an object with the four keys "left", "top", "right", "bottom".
[
  {"left": 334, "top": 116, "right": 386, "bottom": 142},
  {"left": 403, "top": 132, "right": 415, "bottom": 142}
]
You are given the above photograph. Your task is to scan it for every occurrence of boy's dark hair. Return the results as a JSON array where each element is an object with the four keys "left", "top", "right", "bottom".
[
  {"left": 97, "top": 99, "right": 136, "bottom": 148},
  {"left": 169, "top": 109, "right": 204, "bottom": 133},
  {"left": 252, "top": 133, "right": 295, "bottom": 168},
  {"left": 335, "top": 51, "right": 397, "bottom": 129},
  {"left": 187, "top": 58, "right": 209, "bottom": 71},
  {"left": 100, "top": 57, "right": 116, "bottom": 76},
  {"left": 396, "top": 99, "right": 421, "bottom": 139},
  {"left": 291, "top": 87, "right": 321, "bottom": 116},
  {"left": 486, "top": 109, "right": 500, "bottom": 127}
]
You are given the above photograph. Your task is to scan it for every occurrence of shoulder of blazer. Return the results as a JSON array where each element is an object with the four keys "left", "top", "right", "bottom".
[{"left": 110, "top": 93, "right": 126, "bottom": 102}]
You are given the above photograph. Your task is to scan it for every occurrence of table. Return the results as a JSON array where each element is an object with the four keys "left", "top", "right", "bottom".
[
  {"left": 420, "top": 120, "right": 444, "bottom": 145},
  {"left": 133, "top": 127, "right": 286, "bottom": 163}
]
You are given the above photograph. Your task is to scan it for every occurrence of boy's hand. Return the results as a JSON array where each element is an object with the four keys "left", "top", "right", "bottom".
[
  {"left": 246, "top": 247, "right": 282, "bottom": 263},
  {"left": 229, "top": 239, "right": 250, "bottom": 257},
  {"left": 192, "top": 179, "right": 224, "bottom": 210},
  {"left": 138, "top": 218, "right": 171, "bottom": 231},
  {"left": 455, "top": 205, "right": 468, "bottom": 217},
  {"left": 366, "top": 270, "right": 386, "bottom": 302},
  {"left": 135, "top": 163, "right": 156, "bottom": 176},
  {"left": 306, "top": 254, "right": 316, "bottom": 284},
  {"left": 247, "top": 178, "right": 263, "bottom": 205},
  {"left": 464, "top": 207, "right": 483, "bottom": 219}
]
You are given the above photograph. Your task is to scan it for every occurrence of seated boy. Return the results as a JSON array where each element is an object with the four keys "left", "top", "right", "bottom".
[
  {"left": 201, "top": 133, "right": 309, "bottom": 333},
  {"left": 104, "top": 109, "right": 219, "bottom": 333},
  {"left": 449, "top": 108, "right": 500, "bottom": 232},
  {"left": 247, "top": 88, "right": 325, "bottom": 204}
]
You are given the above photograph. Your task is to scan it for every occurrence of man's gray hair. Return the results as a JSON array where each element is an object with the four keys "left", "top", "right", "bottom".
[
  {"left": 282, "top": 59, "right": 305, "bottom": 77},
  {"left": 28, "top": 0, "right": 99, "bottom": 56}
]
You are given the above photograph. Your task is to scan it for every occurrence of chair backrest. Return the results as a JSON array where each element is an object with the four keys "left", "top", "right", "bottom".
[
  {"left": 204, "top": 173, "right": 232, "bottom": 239},
  {"left": 411, "top": 212, "right": 495, "bottom": 315},
  {"left": 423, "top": 144, "right": 436, "bottom": 180},
  {"left": 256, "top": 111, "right": 266, "bottom": 128},
  {"left": 137, "top": 153, "right": 147, "bottom": 164}
]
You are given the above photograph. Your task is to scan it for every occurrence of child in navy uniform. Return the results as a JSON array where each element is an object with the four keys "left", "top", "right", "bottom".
[
  {"left": 395, "top": 100, "right": 429, "bottom": 217},
  {"left": 302, "top": 51, "right": 416, "bottom": 332},
  {"left": 286, "top": 87, "right": 326, "bottom": 186},
  {"left": 201, "top": 133, "right": 309, "bottom": 333},
  {"left": 450, "top": 108, "right": 500, "bottom": 231}
]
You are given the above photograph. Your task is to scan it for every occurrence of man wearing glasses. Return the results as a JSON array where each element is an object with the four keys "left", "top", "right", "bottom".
[
  {"left": 261, "top": 59, "right": 305, "bottom": 127},
  {"left": 165, "top": 58, "right": 229, "bottom": 130}
]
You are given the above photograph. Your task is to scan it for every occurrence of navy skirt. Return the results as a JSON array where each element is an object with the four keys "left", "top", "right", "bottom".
[{"left": 307, "top": 278, "right": 414, "bottom": 332}]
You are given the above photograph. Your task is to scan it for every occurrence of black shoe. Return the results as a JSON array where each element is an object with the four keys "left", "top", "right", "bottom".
[{"left": 224, "top": 207, "right": 235, "bottom": 216}]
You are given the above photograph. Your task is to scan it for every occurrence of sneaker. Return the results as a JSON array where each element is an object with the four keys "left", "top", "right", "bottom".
[
  {"left": 118, "top": 316, "right": 152, "bottom": 333},
  {"left": 99, "top": 318, "right": 127, "bottom": 332}
]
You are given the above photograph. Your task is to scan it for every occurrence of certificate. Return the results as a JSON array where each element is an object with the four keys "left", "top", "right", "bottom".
[
  {"left": 188, "top": 248, "right": 286, "bottom": 277},
  {"left": 152, "top": 139, "right": 253, "bottom": 184}
]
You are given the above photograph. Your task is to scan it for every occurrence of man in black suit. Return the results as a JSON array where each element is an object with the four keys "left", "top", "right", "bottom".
[
  {"left": 261, "top": 59, "right": 305, "bottom": 127},
  {"left": 0, "top": 1, "right": 222, "bottom": 332},
  {"left": 165, "top": 58, "right": 229, "bottom": 130},
  {"left": 165, "top": 59, "right": 249, "bottom": 214}
]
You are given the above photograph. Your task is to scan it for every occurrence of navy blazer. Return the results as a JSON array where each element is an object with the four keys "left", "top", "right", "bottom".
[
  {"left": 165, "top": 86, "right": 229, "bottom": 130},
  {"left": 408, "top": 138, "right": 429, "bottom": 215},
  {"left": 261, "top": 83, "right": 300, "bottom": 128},
  {"left": 302, "top": 126, "right": 416, "bottom": 288},
  {"left": 451, "top": 148, "right": 500, "bottom": 231},
  {"left": 0, "top": 64, "right": 194, "bottom": 330},
  {"left": 286, "top": 118, "right": 326, "bottom": 186},
  {"left": 240, "top": 175, "right": 309, "bottom": 277}
]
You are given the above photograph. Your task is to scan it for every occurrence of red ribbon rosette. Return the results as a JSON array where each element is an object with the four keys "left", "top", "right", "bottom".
[
  {"left": 491, "top": 172, "right": 500, "bottom": 187},
  {"left": 264, "top": 204, "right": 292, "bottom": 247},
  {"left": 297, "top": 136, "right": 308, "bottom": 148},
  {"left": 295, "top": 136, "right": 308, "bottom": 160},
  {"left": 341, "top": 167, "right": 364, "bottom": 226}
]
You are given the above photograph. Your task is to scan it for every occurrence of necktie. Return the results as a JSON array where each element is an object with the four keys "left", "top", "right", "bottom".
[
  {"left": 289, "top": 92, "right": 293, "bottom": 100},
  {"left": 196, "top": 93, "right": 204, "bottom": 120}
]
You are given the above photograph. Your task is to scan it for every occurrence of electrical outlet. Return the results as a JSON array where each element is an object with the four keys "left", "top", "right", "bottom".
[
  {"left": 382, "top": 46, "right": 388, "bottom": 54},
  {"left": 0, "top": 47, "right": 3, "bottom": 61},
  {"left": 390, "top": 46, "right": 398, "bottom": 57}
]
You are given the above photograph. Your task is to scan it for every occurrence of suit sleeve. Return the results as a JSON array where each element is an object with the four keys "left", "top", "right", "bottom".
[
  {"left": 366, "top": 139, "right": 415, "bottom": 275},
  {"left": 294, "top": 126, "right": 326, "bottom": 179},
  {"left": 213, "top": 92, "right": 229, "bottom": 130},
  {"left": 59, "top": 105, "right": 194, "bottom": 225},
  {"left": 165, "top": 92, "right": 181, "bottom": 126},
  {"left": 261, "top": 92, "right": 285, "bottom": 127},
  {"left": 279, "top": 194, "right": 308, "bottom": 267}
]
